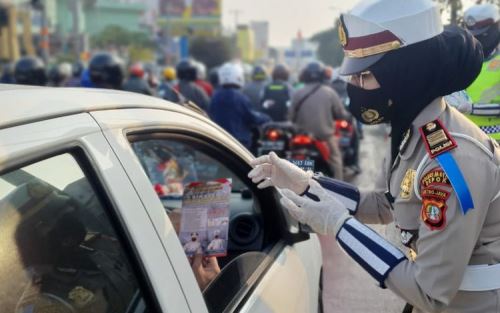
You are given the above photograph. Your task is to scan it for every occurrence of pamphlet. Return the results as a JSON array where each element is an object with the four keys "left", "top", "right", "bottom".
[{"left": 179, "top": 178, "right": 231, "bottom": 257}]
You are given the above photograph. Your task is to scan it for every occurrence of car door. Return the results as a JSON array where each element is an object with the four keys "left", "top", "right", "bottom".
[
  {"left": 0, "top": 113, "right": 191, "bottom": 313},
  {"left": 91, "top": 107, "right": 322, "bottom": 313}
]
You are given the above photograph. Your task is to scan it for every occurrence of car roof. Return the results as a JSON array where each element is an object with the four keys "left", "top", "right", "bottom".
[{"left": 0, "top": 84, "right": 198, "bottom": 129}]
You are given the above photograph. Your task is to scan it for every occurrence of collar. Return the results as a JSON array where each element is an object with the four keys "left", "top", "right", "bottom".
[{"left": 399, "top": 97, "right": 447, "bottom": 161}]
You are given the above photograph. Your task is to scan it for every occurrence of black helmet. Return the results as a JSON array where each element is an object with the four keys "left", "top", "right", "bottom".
[
  {"left": 89, "top": 53, "right": 125, "bottom": 89},
  {"left": 302, "top": 61, "right": 325, "bottom": 83},
  {"left": 176, "top": 59, "right": 197, "bottom": 81},
  {"left": 251, "top": 65, "right": 267, "bottom": 81},
  {"left": 272, "top": 64, "right": 289, "bottom": 82},
  {"left": 72, "top": 61, "right": 85, "bottom": 78},
  {"left": 14, "top": 56, "right": 47, "bottom": 86},
  {"left": 208, "top": 67, "right": 219, "bottom": 88}
]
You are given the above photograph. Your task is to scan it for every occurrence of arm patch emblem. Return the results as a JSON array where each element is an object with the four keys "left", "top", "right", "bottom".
[{"left": 420, "top": 167, "right": 451, "bottom": 189}]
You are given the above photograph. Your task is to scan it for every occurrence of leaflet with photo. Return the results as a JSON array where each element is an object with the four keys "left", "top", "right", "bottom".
[{"left": 179, "top": 178, "right": 231, "bottom": 257}]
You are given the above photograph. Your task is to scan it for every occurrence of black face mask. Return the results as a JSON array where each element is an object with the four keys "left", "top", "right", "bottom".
[{"left": 347, "top": 83, "right": 393, "bottom": 125}]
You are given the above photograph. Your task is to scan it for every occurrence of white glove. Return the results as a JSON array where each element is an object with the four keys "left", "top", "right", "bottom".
[
  {"left": 280, "top": 179, "right": 351, "bottom": 235},
  {"left": 248, "top": 151, "right": 312, "bottom": 194}
]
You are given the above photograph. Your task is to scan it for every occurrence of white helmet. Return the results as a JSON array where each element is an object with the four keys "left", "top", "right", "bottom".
[
  {"left": 58, "top": 62, "right": 72, "bottom": 79},
  {"left": 194, "top": 61, "right": 207, "bottom": 80},
  {"left": 463, "top": 4, "right": 499, "bottom": 35},
  {"left": 218, "top": 63, "right": 245, "bottom": 87}
]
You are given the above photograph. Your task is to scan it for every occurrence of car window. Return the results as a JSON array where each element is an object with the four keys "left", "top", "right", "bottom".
[{"left": 0, "top": 153, "right": 151, "bottom": 313}]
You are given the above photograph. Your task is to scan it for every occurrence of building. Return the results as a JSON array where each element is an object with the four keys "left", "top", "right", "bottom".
[
  {"left": 236, "top": 25, "right": 254, "bottom": 63},
  {"left": 250, "top": 21, "right": 269, "bottom": 61},
  {"left": 284, "top": 32, "right": 318, "bottom": 75}
]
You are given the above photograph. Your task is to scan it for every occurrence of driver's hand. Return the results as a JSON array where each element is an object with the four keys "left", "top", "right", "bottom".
[
  {"left": 190, "top": 254, "right": 221, "bottom": 290},
  {"left": 248, "top": 151, "right": 312, "bottom": 194}
]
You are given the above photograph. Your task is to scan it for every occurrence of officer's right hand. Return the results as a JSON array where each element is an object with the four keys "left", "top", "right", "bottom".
[{"left": 248, "top": 151, "right": 312, "bottom": 194}]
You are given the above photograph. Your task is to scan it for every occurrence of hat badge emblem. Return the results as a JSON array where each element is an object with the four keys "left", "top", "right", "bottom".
[
  {"left": 426, "top": 122, "right": 437, "bottom": 131},
  {"left": 361, "top": 109, "right": 380, "bottom": 123},
  {"left": 466, "top": 16, "right": 476, "bottom": 27}
]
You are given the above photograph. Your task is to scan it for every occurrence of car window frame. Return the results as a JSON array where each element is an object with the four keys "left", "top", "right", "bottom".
[
  {"left": 127, "top": 129, "right": 310, "bottom": 312},
  {"left": 0, "top": 146, "right": 162, "bottom": 313}
]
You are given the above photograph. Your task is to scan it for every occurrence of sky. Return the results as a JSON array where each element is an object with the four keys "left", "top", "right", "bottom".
[
  {"left": 221, "top": 0, "right": 478, "bottom": 48},
  {"left": 222, "top": 0, "right": 362, "bottom": 47}
]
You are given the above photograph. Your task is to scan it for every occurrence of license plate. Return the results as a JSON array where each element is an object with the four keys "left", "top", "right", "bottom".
[
  {"left": 340, "top": 137, "right": 351, "bottom": 147},
  {"left": 259, "top": 140, "right": 285, "bottom": 151}
]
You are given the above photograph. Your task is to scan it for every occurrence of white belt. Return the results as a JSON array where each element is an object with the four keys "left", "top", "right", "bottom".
[{"left": 459, "top": 263, "right": 500, "bottom": 291}]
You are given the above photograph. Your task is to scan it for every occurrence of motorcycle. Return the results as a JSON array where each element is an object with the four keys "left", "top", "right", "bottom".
[{"left": 256, "top": 122, "right": 296, "bottom": 158}]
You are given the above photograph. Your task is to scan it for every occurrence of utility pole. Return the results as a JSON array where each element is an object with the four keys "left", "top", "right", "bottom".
[{"left": 229, "top": 9, "right": 242, "bottom": 28}]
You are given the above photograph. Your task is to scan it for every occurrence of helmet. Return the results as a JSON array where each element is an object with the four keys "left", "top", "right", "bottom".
[
  {"left": 89, "top": 53, "right": 125, "bottom": 89},
  {"left": 194, "top": 61, "right": 207, "bottom": 80},
  {"left": 218, "top": 63, "right": 244, "bottom": 87},
  {"left": 176, "top": 59, "right": 197, "bottom": 81},
  {"left": 163, "top": 66, "right": 176, "bottom": 81},
  {"left": 72, "top": 61, "right": 85, "bottom": 78},
  {"left": 208, "top": 67, "right": 219, "bottom": 87},
  {"left": 463, "top": 4, "right": 499, "bottom": 57},
  {"left": 251, "top": 65, "right": 267, "bottom": 81},
  {"left": 272, "top": 64, "right": 290, "bottom": 82},
  {"left": 48, "top": 63, "right": 71, "bottom": 86},
  {"left": 302, "top": 61, "right": 325, "bottom": 83},
  {"left": 338, "top": 0, "right": 443, "bottom": 75},
  {"left": 129, "top": 62, "right": 145, "bottom": 78},
  {"left": 14, "top": 56, "right": 47, "bottom": 86}
]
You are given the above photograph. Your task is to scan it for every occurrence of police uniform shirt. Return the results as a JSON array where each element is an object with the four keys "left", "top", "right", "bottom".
[{"left": 356, "top": 97, "right": 500, "bottom": 312}]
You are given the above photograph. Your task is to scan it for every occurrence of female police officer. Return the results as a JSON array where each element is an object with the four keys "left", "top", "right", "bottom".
[{"left": 248, "top": 0, "right": 500, "bottom": 312}]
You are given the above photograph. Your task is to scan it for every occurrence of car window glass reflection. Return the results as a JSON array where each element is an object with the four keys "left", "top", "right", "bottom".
[{"left": 0, "top": 154, "right": 149, "bottom": 313}]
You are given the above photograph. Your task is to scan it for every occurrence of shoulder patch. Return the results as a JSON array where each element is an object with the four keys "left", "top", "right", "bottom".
[
  {"left": 419, "top": 119, "right": 457, "bottom": 159},
  {"left": 420, "top": 167, "right": 451, "bottom": 189},
  {"left": 421, "top": 196, "right": 447, "bottom": 231}
]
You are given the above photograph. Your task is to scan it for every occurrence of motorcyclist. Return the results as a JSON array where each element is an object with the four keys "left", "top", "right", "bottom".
[
  {"left": 260, "top": 64, "right": 292, "bottom": 121},
  {"left": 289, "top": 61, "right": 348, "bottom": 180},
  {"left": 158, "top": 66, "right": 182, "bottom": 102},
  {"left": 209, "top": 62, "right": 270, "bottom": 149},
  {"left": 194, "top": 61, "right": 213, "bottom": 97},
  {"left": 123, "top": 62, "right": 154, "bottom": 95},
  {"left": 0, "top": 63, "right": 15, "bottom": 84},
  {"left": 242, "top": 65, "right": 268, "bottom": 110},
  {"left": 48, "top": 62, "right": 72, "bottom": 87},
  {"left": 175, "top": 59, "right": 210, "bottom": 111},
  {"left": 88, "top": 53, "right": 125, "bottom": 90},
  {"left": 14, "top": 56, "right": 47, "bottom": 86},
  {"left": 65, "top": 61, "right": 85, "bottom": 87}
]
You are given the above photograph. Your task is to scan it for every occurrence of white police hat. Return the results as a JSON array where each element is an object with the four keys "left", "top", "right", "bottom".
[
  {"left": 339, "top": 0, "right": 443, "bottom": 75},
  {"left": 464, "top": 4, "right": 499, "bottom": 36}
]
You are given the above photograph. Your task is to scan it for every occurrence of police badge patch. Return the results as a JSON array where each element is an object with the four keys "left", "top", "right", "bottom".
[
  {"left": 421, "top": 198, "right": 447, "bottom": 230},
  {"left": 419, "top": 119, "right": 457, "bottom": 159}
]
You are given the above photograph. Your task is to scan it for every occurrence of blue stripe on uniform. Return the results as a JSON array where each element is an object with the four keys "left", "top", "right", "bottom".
[{"left": 435, "top": 152, "right": 474, "bottom": 214}]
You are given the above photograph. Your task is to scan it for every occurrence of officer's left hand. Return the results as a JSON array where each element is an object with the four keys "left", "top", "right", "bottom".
[{"left": 280, "top": 179, "right": 351, "bottom": 235}]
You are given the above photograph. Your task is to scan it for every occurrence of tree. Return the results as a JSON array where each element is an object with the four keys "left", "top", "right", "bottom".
[
  {"left": 310, "top": 20, "right": 344, "bottom": 67},
  {"left": 91, "top": 25, "right": 154, "bottom": 49},
  {"left": 189, "top": 36, "right": 235, "bottom": 69},
  {"left": 435, "top": 0, "right": 463, "bottom": 25}
]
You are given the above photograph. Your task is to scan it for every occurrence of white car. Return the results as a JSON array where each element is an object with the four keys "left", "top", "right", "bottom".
[{"left": 0, "top": 85, "right": 322, "bottom": 313}]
